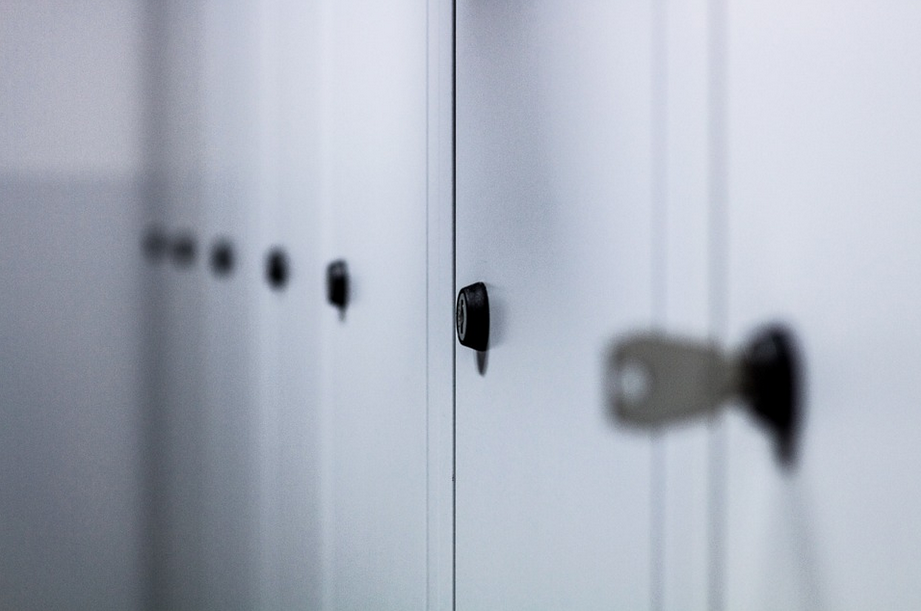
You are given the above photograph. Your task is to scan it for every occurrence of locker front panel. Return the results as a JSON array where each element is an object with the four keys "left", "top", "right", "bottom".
[
  {"left": 317, "top": 0, "right": 430, "bottom": 608},
  {"left": 455, "top": 3, "right": 656, "bottom": 608}
]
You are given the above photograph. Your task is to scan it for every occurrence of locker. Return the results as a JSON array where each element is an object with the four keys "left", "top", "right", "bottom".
[
  {"left": 143, "top": 1, "right": 436, "bottom": 607},
  {"left": 199, "top": 1, "right": 271, "bottom": 609},
  {"left": 316, "top": 0, "right": 432, "bottom": 608},
  {"left": 268, "top": 1, "right": 325, "bottom": 608},
  {"left": 144, "top": 2, "right": 323, "bottom": 607},
  {"left": 455, "top": 3, "right": 658, "bottom": 608},
  {"left": 147, "top": 2, "right": 214, "bottom": 607},
  {"left": 153, "top": 2, "right": 328, "bottom": 607}
]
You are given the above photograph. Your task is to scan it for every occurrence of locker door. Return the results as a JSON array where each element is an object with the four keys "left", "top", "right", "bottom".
[
  {"left": 722, "top": 2, "right": 921, "bottom": 608},
  {"left": 455, "top": 3, "right": 656, "bottom": 608},
  {"left": 198, "top": 2, "right": 326, "bottom": 608},
  {"left": 198, "top": 2, "right": 265, "bottom": 608},
  {"left": 270, "top": 1, "right": 324, "bottom": 608},
  {"left": 317, "top": 1, "right": 430, "bottom": 608},
  {"left": 149, "top": 3, "right": 210, "bottom": 607}
]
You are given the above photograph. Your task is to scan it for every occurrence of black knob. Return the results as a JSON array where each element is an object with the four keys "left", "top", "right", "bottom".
[
  {"left": 210, "top": 238, "right": 235, "bottom": 277},
  {"left": 142, "top": 226, "right": 168, "bottom": 263},
  {"left": 456, "top": 282, "right": 489, "bottom": 351},
  {"left": 326, "top": 260, "right": 349, "bottom": 311},
  {"left": 171, "top": 231, "right": 197, "bottom": 268},
  {"left": 741, "top": 324, "right": 802, "bottom": 467},
  {"left": 266, "top": 248, "right": 289, "bottom": 290}
]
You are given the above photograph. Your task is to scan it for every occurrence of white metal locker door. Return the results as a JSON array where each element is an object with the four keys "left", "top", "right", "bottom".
[
  {"left": 455, "top": 3, "right": 655, "bottom": 608},
  {"left": 722, "top": 1, "right": 921, "bottom": 608},
  {"left": 317, "top": 0, "right": 429, "bottom": 608},
  {"left": 270, "top": 1, "right": 325, "bottom": 608},
  {"left": 198, "top": 2, "right": 265, "bottom": 608}
]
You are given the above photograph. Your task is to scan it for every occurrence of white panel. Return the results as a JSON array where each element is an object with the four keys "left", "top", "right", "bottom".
[
  {"left": 725, "top": 1, "right": 921, "bottom": 609},
  {"left": 456, "top": 2, "right": 654, "bottom": 608},
  {"left": 200, "top": 1, "right": 325, "bottom": 608},
  {"left": 657, "top": 0, "right": 714, "bottom": 607},
  {"left": 318, "top": 0, "right": 429, "bottom": 608},
  {"left": 154, "top": 3, "right": 326, "bottom": 609},
  {"left": 425, "top": 0, "right": 456, "bottom": 608},
  {"left": 198, "top": 2, "right": 263, "bottom": 609},
  {"left": 272, "top": 0, "right": 325, "bottom": 608}
]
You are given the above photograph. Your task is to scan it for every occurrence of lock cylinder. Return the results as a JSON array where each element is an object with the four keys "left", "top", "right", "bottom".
[{"left": 456, "top": 282, "right": 489, "bottom": 352}]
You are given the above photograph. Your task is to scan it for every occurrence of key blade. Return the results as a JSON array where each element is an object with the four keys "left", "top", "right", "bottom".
[{"left": 606, "top": 333, "right": 738, "bottom": 427}]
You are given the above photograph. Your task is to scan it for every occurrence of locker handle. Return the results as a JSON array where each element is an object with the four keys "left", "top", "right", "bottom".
[
  {"left": 606, "top": 324, "right": 802, "bottom": 466},
  {"left": 266, "top": 247, "right": 290, "bottom": 290},
  {"left": 210, "top": 238, "right": 235, "bottom": 277},
  {"left": 327, "top": 260, "right": 349, "bottom": 313}
]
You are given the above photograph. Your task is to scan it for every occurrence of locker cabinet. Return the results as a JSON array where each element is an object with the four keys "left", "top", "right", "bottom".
[{"left": 199, "top": 1, "right": 280, "bottom": 608}]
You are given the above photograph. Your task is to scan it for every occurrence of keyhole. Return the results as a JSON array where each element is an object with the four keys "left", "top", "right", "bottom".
[
  {"left": 456, "top": 293, "right": 468, "bottom": 340},
  {"left": 210, "top": 238, "right": 235, "bottom": 277}
]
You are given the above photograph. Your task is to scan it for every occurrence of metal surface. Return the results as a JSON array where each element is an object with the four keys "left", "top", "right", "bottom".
[{"left": 456, "top": 2, "right": 656, "bottom": 608}]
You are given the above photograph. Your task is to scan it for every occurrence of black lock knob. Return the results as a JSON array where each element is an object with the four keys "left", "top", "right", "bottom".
[
  {"left": 266, "top": 247, "right": 290, "bottom": 290},
  {"left": 326, "top": 260, "right": 349, "bottom": 311},
  {"left": 171, "top": 231, "right": 197, "bottom": 268},
  {"left": 741, "top": 324, "right": 802, "bottom": 466},
  {"left": 142, "top": 226, "right": 168, "bottom": 263},
  {"left": 456, "top": 282, "right": 489, "bottom": 351},
  {"left": 210, "top": 238, "right": 235, "bottom": 277}
]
